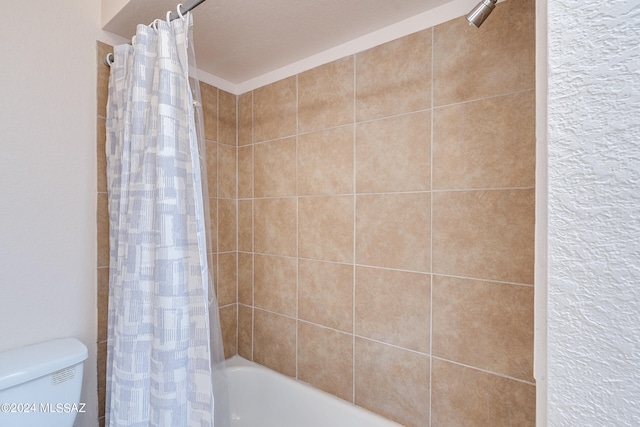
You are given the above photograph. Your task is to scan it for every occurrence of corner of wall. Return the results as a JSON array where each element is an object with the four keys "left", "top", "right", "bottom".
[{"left": 534, "top": 0, "right": 548, "bottom": 425}]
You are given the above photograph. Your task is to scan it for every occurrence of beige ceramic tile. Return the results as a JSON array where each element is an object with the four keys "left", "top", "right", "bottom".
[
  {"left": 298, "top": 126, "right": 354, "bottom": 196},
  {"left": 97, "top": 42, "right": 112, "bottom": 119},
  {"left": 218, "top": 143, "right": 237, "bottom": 199},
  {"left": 97, "top": 341, "right": 107, "bottom": 418},
  {"left": 218, "top": 89, "right": 236, "bottom": 146},
  {"left": 254, "top": 198, "right": 297, "bottom": 257},
  {"left": 355, "top": 338, "right": 430, "bottom": 427},
  {"left": 298, "top": 196, "right": 354, "bottom": 263},
  {"left": 356, "top": 30, "right": 431, "bottom": 122},
  {"left": 217, "top": 252, "right": 237, "bottom": 306},
  {"left": 433, "top": 0, "right": 535, "bottom": 106},
  {"left": 97, "top": 193, "right": 109, "bottom": 268},
  {"left": 238, "top": 200, "right": 252, "bottom": 252},
  {"left": 254, "top": 254, "right": 297, "bottom": 317},
  {"left": 433, "top": 90, "right": 536, "bottom": 190},
  {"left": 219, "top": 304, "right": 238, "bottom": 359},
  {"left": 298, "top": 259, "right": 353, "bottom": 332},
  {"left": 217, "top": 199, "right": 237, "bottom": 252},
  {"left": 298, "top": 322, "right": 353, "bottom": 402},
  {"left": 97, "top": 118, "right": 107, "bottom": 193},
  {"left": 211, "top": 252, "right": 220, "bottom": 297},
  {"left": 238, "top": 92, "right": 252, "bottom": 146},
  {"left": 238, "top": 145, "right": 253, "bottom": 199},
  {"left": 205, "top": 141, "right": 217, "bottom": 198},
  {"left": 208, "top": 198, "right": 217, "bottom": 252},
  {"left": 298, "top": 56, "right": 354, "bottom": 133},
  {"left": 237, "top": 304, "right": 253, "bottom": 359},
  {"left": 432, "top": 275, "right": 534, "bottom": 381},
  {"left": 237, "top": 252, "right": 253, "bottom": 305},
  {"left": 200, "top": 82, "right": 218, "bottom": 141},
  {"left": 254, "top": 137, "right": 297, "bottom": 197},
  {"left": 432, "top": 189, "right": 535, "bottom": 284},
  {"left": 431, "top": 358, "right": 535, "bottom": 426},
  {"left": 253, "top": 76, "right": 297, "bottom": 142},
  {"left": 97, "top": 267, "right": 109, "bottom": 342},
  {"left": 253, "top": 309, "right": 296, "bottom": 376},
  {"left": 356, "top": 266, "right": 430, "bottom": 353},
  {"left": 356, "top": 111, "right": 431, "bottom": 193},
  {"left": 356, "top": 193, "right": 430, "bottom": 272}
]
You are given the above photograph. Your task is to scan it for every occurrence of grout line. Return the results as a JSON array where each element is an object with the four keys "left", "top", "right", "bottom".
[
  {"left": 295, "top": 73, "right": 300, "bottom": 380},
  {"left": 218, "top": 302, "right": 237, "bottom": 310},
  {"left": 235, "top": 92, "right": 240, "bottom": 356},
  {"left": 244, "top": 253, "right": 534, "bottom": 287},
  {"left": 432, "top": 273, "right": 535, "bottom": 287},
  {"left": 214, "top": 90, "right": 220, "bottom": 301},
  {"left": 352, "top": 52, "right": 358, "bottom": 405},
  {"left": 297, "top": 318, "right": 354, "bottom": 337},
  {"left": 430, "top": 186, "right": 536, "bottom": 193},
  {"left": 251, "top": 90, "right": 255, "bottom": 361},
  {"left": 432, "top": 87, "right": 536, "bottom": 111},
  {"left": 356, "top": 108, "right": 431, "bottom": 126},
  {"left": 430, "top": 355, "right": 537, "bottom": 386},
  {"left": 429, "top": 26, "right": 435, "bottom": 427},
  {"left": 252, "top": 133, "right": 298, "bottom": 145},
  {"left": 244, "top": 186, "right": 535, "bottom": 201},
  {"left": 296, "top": 122, "right": 358, "bottom": 139}
]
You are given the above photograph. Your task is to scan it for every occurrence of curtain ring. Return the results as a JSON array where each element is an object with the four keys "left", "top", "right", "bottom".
[
  {"left": 104, "top": 52, "right": 114, "bottom": 67},
  {"left": 176, "top": 4, "right": 185, "bottom": 20},
  {"left": 150, "top": 18, "right": 160, "bottom": 30},
  {"left": 166, "top": 10, "right": 172, "bottom": 24}
]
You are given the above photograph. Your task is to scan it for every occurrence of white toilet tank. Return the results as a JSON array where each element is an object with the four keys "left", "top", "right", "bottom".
[{"left": 0, "top": 338, "right": 88, "bottom": 427}]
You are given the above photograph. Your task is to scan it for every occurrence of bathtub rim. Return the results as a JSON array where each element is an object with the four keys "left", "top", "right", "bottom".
[{"left": 222, "top": 355, "right": 403, "bottom": 426}]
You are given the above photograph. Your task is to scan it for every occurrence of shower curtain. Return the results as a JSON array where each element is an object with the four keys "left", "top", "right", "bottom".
[{"left": 104, "top": 12, "right": 228, "bottom": 427}]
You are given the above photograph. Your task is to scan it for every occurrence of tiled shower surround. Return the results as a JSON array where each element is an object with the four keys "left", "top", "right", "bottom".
[{"left": 97, "top": 0, "right": 535, "bottom": 425}]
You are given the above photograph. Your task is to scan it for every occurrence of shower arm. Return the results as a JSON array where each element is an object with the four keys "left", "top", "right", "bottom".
[{"left": 466, "top": 0, "right": 498, "bottom": 28}]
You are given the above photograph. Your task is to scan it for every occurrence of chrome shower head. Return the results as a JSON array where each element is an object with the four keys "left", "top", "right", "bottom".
[{"left": 466, "top": 0, "right": 498, "bottom": 28}]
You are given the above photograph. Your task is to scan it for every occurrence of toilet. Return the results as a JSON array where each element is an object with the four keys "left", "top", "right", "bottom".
[{"left": 0, "top": 338, "right": 88, "bottom": 427}]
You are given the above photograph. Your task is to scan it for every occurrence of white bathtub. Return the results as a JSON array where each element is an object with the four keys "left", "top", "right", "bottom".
[{"left": 224, "top": 356, "right": 402, "bottom": 427}]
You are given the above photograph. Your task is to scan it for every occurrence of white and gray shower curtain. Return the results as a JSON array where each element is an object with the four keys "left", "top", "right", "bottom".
[{"left": 104, "top": 13, "right": 226, "bottom": 427}]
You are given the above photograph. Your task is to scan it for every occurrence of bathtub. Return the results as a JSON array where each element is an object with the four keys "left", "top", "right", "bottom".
[{"left": 224, "top": 356, "right": 402, "bottom": 427}]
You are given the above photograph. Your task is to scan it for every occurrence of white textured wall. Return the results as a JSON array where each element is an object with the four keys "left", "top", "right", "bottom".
[
  {"left": 0, "top": 0, "right": 101, "bottom": 425},
  {"left": 547, "top": 1, "right": 640, "bottom": 425}
]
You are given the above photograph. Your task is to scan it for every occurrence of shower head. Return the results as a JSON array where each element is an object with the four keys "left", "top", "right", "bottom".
[{"left": 466, "top": 0, "right": 498, "bottom": 28}]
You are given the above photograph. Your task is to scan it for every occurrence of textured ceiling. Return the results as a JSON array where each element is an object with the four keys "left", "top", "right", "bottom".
[{"left": 103, "top": 0, "right": 456, "bottom": 85}]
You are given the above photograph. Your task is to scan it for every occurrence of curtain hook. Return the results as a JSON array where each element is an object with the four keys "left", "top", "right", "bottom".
[
  {"left": 150, "top": 18, "right": 160, "bottom": 30},
  {"left": 104, "top": 52, "right": 114, "bottom": 67},
  {"left": 166, "top": 10, "right": 172, "bottom": 24},
  {"left": 176, "top": 4, "right": 186, "bottom": 20}
]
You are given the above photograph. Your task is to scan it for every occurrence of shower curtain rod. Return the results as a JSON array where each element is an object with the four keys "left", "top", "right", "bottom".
[
  {"left": 103, "top": 0, "right": 208, "bottom": 66},
  {"left": 169, "top": 0, "right": 207, "bottom": 22}
]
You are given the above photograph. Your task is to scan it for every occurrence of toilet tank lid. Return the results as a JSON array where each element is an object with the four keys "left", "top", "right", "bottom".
[{"left": 0, "top": 338, "right": 88, "bottom": 391}]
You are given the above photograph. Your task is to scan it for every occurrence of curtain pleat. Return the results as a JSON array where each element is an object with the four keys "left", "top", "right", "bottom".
[{"left": 105, "top": 14, "right": 216, "bottom": 427}]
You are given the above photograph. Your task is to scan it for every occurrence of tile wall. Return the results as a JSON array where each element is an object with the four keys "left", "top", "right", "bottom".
[
  {"left": 234, "top": 0, "right": 536, "bottom": 425},
  {"left": 97, "top": 0, "right": 535, "bottom": 425},
  {"left": 96, "top": 40, "right": 109, "bottom": 427}
]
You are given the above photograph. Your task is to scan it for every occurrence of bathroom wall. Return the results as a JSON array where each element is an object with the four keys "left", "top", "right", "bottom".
[
  {"left": 0, "top": 1, "right": 106, "bottom": 425},
  {"left": 546, "top": 0, "right": 640, "bottom": 425},
  {"left": 96, "top": 43, "right": 236, "bottom": 425},
  {"left": 232, "top": 0, "right": 536, "bottom": 425}
]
